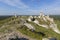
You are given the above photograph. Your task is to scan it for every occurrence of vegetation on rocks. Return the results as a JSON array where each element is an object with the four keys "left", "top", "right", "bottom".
[{"left": 0, "top": 15, "right": 60, "bottom": 40}]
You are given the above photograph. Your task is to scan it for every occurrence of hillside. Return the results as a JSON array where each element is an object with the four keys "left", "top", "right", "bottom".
[{"left": 0, "top": 15, "right": 60, "bottom": 40}]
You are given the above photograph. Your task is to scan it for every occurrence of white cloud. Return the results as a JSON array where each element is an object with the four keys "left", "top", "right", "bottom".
[
  {"left": 0, "top": 0, "right": 29, "bottom": 9},
  {"left": 36, "top": 0, "right": 60, "bottom": 15},
  {"left": 0, "top": 0, "right": 40, "bottom": 15},
  {"left": 0, "top": 0, "right": 60, "bottom": 15}
]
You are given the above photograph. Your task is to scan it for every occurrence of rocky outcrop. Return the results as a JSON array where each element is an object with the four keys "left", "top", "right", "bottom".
[{"left": 28, "top": 13, "right": 60, "bottom": 34}]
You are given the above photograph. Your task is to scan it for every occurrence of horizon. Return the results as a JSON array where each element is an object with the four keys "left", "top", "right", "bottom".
[{"left": 0, "top": 0, "right": 60, "bottom": 15}]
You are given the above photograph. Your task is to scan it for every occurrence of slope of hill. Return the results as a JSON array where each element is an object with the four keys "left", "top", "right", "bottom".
[{"left": 0, "top": 15, "right": 60, "bottom": 40}]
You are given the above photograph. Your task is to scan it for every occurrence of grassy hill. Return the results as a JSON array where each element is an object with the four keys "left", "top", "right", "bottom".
[{"left": 0, "top": 15, "right": 60, "bottom": 40}]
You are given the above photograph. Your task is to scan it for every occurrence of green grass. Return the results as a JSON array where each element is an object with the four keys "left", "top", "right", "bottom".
[
  {"left": 17, "top": 25, "right": 42, "bottom": 40},
  {"left": 0, "top": 16, "right": 12, "bottom": 26}
]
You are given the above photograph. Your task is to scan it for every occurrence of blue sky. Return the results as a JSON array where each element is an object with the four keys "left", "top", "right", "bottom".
[{"left": 0, "top": 0, "right": 60, "bottom": 15}]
